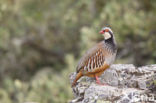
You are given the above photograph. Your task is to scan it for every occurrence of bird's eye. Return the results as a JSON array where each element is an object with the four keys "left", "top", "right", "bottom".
[{"left": 105, "top": 29, "right": 109, "bottom": 32}]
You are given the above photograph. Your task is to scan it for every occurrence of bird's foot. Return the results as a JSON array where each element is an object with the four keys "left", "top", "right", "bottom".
[
  {"left": 96, "top": 81, "right": 107, "bottom": 86},
  {"left": 95, "top": 75, "right": 107, "bottom": 86}
]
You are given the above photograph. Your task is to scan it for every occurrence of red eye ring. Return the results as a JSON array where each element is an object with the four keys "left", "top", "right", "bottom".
[
  {"left": 99, "top": 29, "right": 109, "bottom": 34},
  {"left": 105, "top": 29, "right": 109, "bottom": 32}
]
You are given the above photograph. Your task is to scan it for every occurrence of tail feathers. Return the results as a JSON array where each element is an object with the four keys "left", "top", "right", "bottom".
[{"left": 72, "top": 71, "right": 83, "bottom": 87}]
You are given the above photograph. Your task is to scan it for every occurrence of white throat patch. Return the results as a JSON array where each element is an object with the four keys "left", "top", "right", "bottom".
[{"left": 103, "top": 32, "right": 111, "bottom": 40}]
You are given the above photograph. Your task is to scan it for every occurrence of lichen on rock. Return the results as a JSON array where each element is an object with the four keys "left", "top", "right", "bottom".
[{"left": 69, "top": 64, "right": 156, "bottom": 103}]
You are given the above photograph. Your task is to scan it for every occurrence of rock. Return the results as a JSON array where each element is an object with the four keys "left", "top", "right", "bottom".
[{"left": 69, "top": 64, "right": 156, "bottom": 103}]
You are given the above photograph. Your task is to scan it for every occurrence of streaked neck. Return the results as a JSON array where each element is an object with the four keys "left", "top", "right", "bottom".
[{"left": 104, "top": 37, "right": 117, "bottom": 52}]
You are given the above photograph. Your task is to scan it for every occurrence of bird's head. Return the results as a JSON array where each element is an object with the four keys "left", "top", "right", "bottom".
[{"left": 99, "top": 27, "right": 113, "bottom": 40}]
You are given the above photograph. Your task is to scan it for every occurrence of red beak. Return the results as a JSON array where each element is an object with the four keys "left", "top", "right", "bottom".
[{"left": 99, "top": 30, "right": 104, "bottom": 34}]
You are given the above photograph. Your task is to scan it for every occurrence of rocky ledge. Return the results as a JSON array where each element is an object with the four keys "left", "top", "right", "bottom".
[{"left": 69, "top": 64, "right": 156, "bottom": 103}]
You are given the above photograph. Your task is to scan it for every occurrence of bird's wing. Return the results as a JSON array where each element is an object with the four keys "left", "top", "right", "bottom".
[{"left": 76, "top": 41, "right": 109, "bottom": 73}]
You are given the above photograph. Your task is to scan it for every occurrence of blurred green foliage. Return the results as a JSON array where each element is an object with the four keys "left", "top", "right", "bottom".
[{"left": 0, "top": 0, "right": 156, "bottom": 103}]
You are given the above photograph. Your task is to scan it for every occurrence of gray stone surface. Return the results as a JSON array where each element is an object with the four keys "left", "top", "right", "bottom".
[{"left": 69, "top": 64, "right": 156, "bottom": 103}]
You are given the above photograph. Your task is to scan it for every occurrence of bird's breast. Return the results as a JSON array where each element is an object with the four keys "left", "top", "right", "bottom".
[{"left": 105, "top": 53, "right": 116, "bottom": 65}]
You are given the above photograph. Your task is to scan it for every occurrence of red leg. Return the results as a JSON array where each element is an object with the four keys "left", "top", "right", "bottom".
[
  {"left": 95, "top": 75, "right": 107, "bottom": 85},
  {"left": 95, "top": 75, "right": 101, "bottom": 84}
]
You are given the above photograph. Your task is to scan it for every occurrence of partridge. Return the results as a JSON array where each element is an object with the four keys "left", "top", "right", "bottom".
[{"left": 72, "top": 27, "right": 117, "bottom": 86}]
